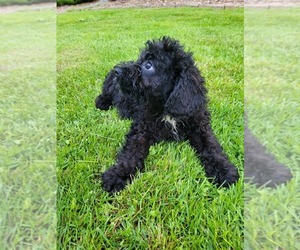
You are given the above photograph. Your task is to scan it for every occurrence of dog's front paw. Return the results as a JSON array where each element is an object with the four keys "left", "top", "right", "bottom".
[
  {"left": 95, "top": 95, "right": 112, "bottom": 110},
  {"left": 216, "top": 164, "right": 239, "bottom": 188},
  {"left": 102, "top": 168, "right": 127, "bottom": 194}
]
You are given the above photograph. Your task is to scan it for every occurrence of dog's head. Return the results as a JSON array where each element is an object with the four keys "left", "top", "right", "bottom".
[
  {"left": 113, "top": 37, "right": 207, "bottom": 118},
  {"left": 138, "top": 36, "right": 207, "bottom": 117}
]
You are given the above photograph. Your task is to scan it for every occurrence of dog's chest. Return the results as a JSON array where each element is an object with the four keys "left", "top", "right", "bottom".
[{"left": 162, "top": 115, "right": 181, "bottom": 140}]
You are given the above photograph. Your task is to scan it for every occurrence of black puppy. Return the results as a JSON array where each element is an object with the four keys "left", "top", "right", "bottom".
[{"left": 95, "top": 36, "right": 239, "bottom": 194}]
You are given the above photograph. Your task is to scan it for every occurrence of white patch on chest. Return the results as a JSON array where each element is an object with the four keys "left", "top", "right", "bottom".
[{"left": 162, "top": 115, "right": 179, "bottom": 139}]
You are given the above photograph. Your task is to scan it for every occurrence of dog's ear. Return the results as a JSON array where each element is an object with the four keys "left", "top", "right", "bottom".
[{"left": 165, "top": 67, "right": 206, "bottom": 117}]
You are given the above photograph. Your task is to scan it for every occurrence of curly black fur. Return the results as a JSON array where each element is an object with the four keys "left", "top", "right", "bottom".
[
  {"left": 95, "top": 36, "right": 239, "bottom": 194},
  {"left": 245, "top": 124, "right": 292, "bottom": 188}
]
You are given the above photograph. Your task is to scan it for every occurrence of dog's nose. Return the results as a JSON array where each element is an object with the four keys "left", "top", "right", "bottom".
[{"left": 114, "top": 67, "right": 122, "bottom": 76}]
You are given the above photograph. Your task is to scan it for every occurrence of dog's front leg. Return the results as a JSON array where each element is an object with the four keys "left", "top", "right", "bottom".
[
  {"left": 188, "top": 121, "right": 239, "bottom": 187},
  {"left": 101, "top": 121, "right": 153, "bottom": 194}
]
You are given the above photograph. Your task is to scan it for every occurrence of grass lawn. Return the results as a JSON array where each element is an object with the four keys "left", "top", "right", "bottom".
[
  {"left": 57, "top": 7, "right": 243, "bottom": 249},
  {"left": 0, "top": 0, "right": 53, "bottom": 6},
  {"left": 0, "top": 10, "right": 56, "bottom": 249},
  {"left": 244, "top": 8, "right": 300, "bottom": 249}
]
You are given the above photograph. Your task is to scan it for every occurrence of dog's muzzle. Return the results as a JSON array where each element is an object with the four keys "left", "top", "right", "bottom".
[
  {"left": 114, "top": 64, "right": 141, "bottom": 95},
  {"left": 114, "top": 67, "right": 122, "bottom": 76}
]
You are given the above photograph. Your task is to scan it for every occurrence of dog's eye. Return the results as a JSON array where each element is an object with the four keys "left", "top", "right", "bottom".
[{"left": 144, "top": 61, "right": 153, "bottom": 70}]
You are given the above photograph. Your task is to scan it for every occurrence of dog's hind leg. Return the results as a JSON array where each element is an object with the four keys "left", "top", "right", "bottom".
[
  {"left": 187, "top": 118, "right": 239, "bottom": 187},
  {"left": 95, "top": 69, "right": 116, "bottom": 110}
]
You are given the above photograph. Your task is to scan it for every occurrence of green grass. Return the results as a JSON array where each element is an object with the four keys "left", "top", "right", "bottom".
[
  {"left": 0, "top": 0, "right": 53, "bottom": 6},
  {"left": 0, "top": 10, "right": 56, "bottom": 249},
  {"left": 57, "top": 7, "right": 243, "bottom": 249},
  {"left": 244, "top": 8, "right": 300, "bottom": 249}
]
